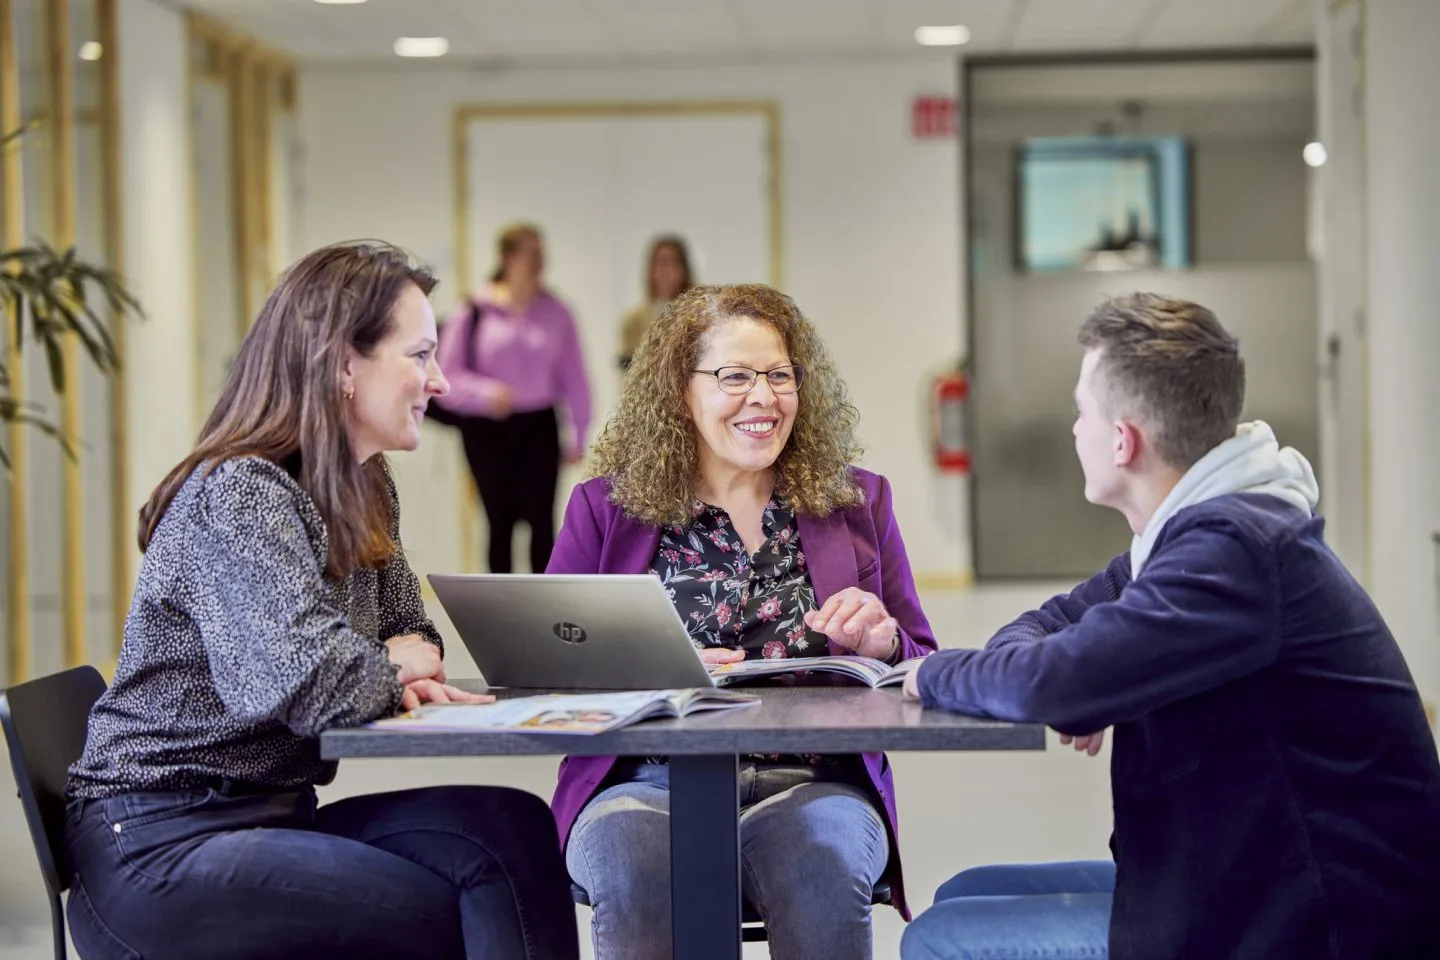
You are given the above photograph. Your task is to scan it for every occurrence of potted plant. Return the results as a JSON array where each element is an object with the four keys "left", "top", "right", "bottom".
[{"left": 1, "top": 126, "right": 142, "bottom": 468}]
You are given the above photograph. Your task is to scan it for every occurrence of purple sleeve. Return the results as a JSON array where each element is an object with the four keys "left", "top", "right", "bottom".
[
  {"left": 546, "top": 483, "right": 603, "bottom": 574},
  {"left": 554, "top": 304, "right": 592, "bottom": 457},
  {"left": 434, "top": 302, "right": 508, "bottom": 417},
  {"left": 915, "top": 522, "right": 1277, "bottom": 735},
  {"left": 872, "top": 474, "right": 939, "bottom": 662}
]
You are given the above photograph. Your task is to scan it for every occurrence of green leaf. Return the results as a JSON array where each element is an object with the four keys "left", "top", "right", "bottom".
[{"left": 0, "top": 168, "right": 146, "bottom": 472}]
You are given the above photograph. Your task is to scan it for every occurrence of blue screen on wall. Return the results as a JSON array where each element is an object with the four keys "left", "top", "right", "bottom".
[{"left": 1017, "top": 136, "right": 1190, "bottom": 272}]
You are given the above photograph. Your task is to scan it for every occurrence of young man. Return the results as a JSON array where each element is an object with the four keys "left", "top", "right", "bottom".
[{"left": 903, "top": 294, "right": 1440, "bottom": 960}]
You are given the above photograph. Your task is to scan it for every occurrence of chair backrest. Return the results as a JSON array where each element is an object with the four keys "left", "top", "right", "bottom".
[{"left": 0, "top": 666, "right": 107, "bottom": 897}]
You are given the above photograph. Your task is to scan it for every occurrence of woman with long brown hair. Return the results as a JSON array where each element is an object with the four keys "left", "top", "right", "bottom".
[
  {"left": 434, "top": 222, "right": 592, "bottom": 573},
  {"left": 63, "top": 242, "right": 579, "bottom": 960},
  {"left": 618, "top": 233, "right": 694, "bottom": 370}
]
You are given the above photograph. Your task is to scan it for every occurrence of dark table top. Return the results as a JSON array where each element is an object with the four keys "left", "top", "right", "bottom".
[{"left": 320, "top": 684, "right": 1046, "bottom": 759}]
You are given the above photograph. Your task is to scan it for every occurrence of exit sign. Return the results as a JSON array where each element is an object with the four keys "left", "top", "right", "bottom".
[{"left": 912, "top": 96, "right": 958, "bottom": 139}]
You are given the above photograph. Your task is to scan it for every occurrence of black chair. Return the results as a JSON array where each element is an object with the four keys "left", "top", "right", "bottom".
[
  {"left": 571, "top": 879, "right": 892, "bottom": 944},
  {"left": 1, "top": 665, "right": 108, "bottom": 960}
]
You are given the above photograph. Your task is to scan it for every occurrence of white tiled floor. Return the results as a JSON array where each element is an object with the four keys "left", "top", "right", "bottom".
[{"left": 0, "top": 582, "right": 1116, "bottom": 959}]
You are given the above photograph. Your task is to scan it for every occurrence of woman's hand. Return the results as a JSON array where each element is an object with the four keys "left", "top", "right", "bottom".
[
  {"left": 490, "top": 384, "right": 515, "bottom": 420},
  {"left": 698, "top": 647, "right": 745, "bottom": 666},
  {"left": 804, "top": 588, "right": 898, "bottom": 660},
  {"left": 401, "top": 679, "right": 494, "bottom": 711},
  {"left": 386, "top": 634, "right": 445, "bottom": 685}
]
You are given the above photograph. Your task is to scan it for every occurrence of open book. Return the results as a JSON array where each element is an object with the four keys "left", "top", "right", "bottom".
[
  {"left": 366, "top": 689, "right": 760, "bottom": 735},
  {"left": 708, "top": 655, "right": 926, "bottom": 689}
]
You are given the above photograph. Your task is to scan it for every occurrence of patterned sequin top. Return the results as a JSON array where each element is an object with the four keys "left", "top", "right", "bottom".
[{"left": 67, "top": 456, "right": 439, "bottom": 799}]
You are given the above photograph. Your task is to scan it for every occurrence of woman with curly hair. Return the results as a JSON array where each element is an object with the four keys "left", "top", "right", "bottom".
[{"left": 547, "top": 283, "right": 938, "bottom": 959}]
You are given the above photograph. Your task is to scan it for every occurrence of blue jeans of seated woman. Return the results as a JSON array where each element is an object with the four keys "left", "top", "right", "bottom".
[
  {"left": 900, "top": 861, "right": 1115, "bottom": 960},
  {"left": 567, "top": 760, "right": 890, "bottom": 960},
  {"left": 64, "top": 784, "right": 579, "bottom": 960}
]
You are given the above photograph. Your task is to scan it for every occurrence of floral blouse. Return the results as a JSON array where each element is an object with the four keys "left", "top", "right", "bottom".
[
  {"left": 649, "top": 496, "right": 843, "bottom": 767},
  {"left": 653, "top": 496, "right": 830, "bottom": 659}
]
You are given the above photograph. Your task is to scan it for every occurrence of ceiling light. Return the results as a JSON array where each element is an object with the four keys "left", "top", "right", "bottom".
[
  {"left": 394, "top": 36, "right": 449, "bottom": 58},
  {"left": 77, "top": 40, "right": 102, "bottom": 61},
  {"left": 915, "top": 24, "right": 970, "bottom": 47},
  {"left": 1303, "top": 141, "right": 1327, "bottom": 168}
]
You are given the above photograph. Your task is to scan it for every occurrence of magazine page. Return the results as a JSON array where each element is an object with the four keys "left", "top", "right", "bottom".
[
  {"left": 708, "top": 656, "right": 891, "bottom": 687},
  {"left": 875, "top": 657, "right": 929, "bottom": 688},
  {"left": 368, "top": 691, "right": 677, "bottom": 734},
  {"left": 668, "top": 688, "right": 764, "bottom": 715}
]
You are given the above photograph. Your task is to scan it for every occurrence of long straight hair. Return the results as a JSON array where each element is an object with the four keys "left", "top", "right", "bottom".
[
  {"left": 139, "top": 242, "right": 439, "bottom": 578},
  {"left": 489, "top": 222, "right": 542, "bottom": 284},
  {"left": 645, "top": 234, "right": 694, "bottom": 303}
]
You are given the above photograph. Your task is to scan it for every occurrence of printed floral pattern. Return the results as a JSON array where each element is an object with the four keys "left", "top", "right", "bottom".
[
  {"left": 649, "top": 496, "right": 839, "bottom": 767},
  {"left": 652, "top": 497, "right": 830, "bottom": 659}
]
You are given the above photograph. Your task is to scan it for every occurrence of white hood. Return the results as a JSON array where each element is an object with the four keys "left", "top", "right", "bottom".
[{"left": 1131, "top": 421, "right": 1319, "bottom": 578}]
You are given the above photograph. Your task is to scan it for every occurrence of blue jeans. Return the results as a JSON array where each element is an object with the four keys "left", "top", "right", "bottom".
[
  {"left": 64, "top": 784, "right": 579, "bottom": 960},
  {"left": 567, "top": 760, "right": 890, "bottom": 960},
  {"left": 901, "top": 861, "right": 1115, "bottom": 960}
]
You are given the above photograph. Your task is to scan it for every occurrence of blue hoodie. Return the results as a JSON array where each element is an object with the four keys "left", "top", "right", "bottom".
[{"left": 918, "top": 430, "right": 1440, "bottom": 959}]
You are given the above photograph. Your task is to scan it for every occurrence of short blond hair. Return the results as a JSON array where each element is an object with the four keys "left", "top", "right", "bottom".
[{"left": 1079, "top": 293, "right": 1245, "bottom": 469}]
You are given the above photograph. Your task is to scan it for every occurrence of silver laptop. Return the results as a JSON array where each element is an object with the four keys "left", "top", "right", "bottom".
[{"left": 427, "top": 573, "right": 715, "bottom": 690}]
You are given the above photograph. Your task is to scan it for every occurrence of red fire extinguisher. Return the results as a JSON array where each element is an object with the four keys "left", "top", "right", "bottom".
[{"left": 932, "top": 369, "right": 971, "bottom": 474}]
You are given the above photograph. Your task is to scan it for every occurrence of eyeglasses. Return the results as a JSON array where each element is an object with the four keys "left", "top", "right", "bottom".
[{"left": 692, "top": 365, "right": 805, "bottom": 395}]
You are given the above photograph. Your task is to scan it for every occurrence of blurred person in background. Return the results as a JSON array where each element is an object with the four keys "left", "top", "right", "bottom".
[
  {"left": 434, "top": 222, "right": 592, "bottom": 573},
  {"left": 618, "top": 233, "right": 694, "bottom": 371}
]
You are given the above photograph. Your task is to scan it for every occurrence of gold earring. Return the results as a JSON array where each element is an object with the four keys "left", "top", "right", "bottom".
[{"left": 343, "top": 386, "right": 355, "bottom": 401}]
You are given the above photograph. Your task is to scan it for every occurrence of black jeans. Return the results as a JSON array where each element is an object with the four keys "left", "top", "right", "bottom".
[
  {"left": 64, "top": 784, "right": 579, "bottom": 960},
  {"left": 460, "top": 407, "right": 560, "bottom": 574}
]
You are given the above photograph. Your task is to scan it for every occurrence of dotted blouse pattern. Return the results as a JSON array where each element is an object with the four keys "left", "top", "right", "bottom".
[{"left": 67, "top": 457, "right": 440, "bottom": 799}]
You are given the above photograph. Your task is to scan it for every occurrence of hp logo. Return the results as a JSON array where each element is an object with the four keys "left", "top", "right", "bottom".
[{"left": 554, "top": 622, "right": 587, "bottom": 645}]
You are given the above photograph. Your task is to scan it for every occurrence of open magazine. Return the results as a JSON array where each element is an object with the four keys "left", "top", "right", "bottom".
[
  {"left": 367, "top": 689, "right": 760, "bottom": 735},
  {"left": 708, "top": 655, "right": 926, "bottom": 689}
]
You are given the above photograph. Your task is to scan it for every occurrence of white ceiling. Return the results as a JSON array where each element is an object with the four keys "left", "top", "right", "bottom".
[{"left": 181, "top": 0, "right": 1314, "bottom": 64}]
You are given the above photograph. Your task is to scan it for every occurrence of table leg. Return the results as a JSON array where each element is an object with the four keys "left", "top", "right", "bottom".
[{"left": 669, "top": 753, "right": 741, "bottom": 960}]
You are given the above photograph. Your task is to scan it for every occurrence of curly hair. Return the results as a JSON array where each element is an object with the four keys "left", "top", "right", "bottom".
[{"left": 587, "top": 283, "right": 863, "bottom": 527}]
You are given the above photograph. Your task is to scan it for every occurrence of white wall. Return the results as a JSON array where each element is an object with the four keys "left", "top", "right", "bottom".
[
  {"left": 1311, "top": 0, "right": 1440, "bottom": 714},
  {"left": 118, "top": 0, "right": 194, "bottom": 521},
  {"left": 1313, "top": 0, "right": 1369, "bottom": 578},
  {"left": 297, "top": 59, "right": 967, "bottom": 578},
  {"left": 1358, "top": 0, "right": 1440, "bottom": 712}
]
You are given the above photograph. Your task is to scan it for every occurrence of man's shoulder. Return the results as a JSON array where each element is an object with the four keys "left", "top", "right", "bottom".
[{"left": 1163, "top": 493, "right": 1313, "bottom": 557}]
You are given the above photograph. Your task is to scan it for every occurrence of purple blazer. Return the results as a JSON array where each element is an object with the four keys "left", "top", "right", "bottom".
[{"left": 545, "top": 467, "right": 937, "bottom": 917}]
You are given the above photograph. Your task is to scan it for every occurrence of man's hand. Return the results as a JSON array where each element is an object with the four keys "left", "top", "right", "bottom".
[
  {"left": 804, "top": 588, "right": 898, "bottom": 661},
  {"left": 902, "top": 666, "right": 922, "bottom": 700},
  {"left": 386, "top": 634, "right": 445, "bottom": 686},
  {"left": 401, "top": 679, "right": 494, "bottom": 711},
  {"left": 1058, "top": 729, "right": 1107, "bottom": 757}
]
